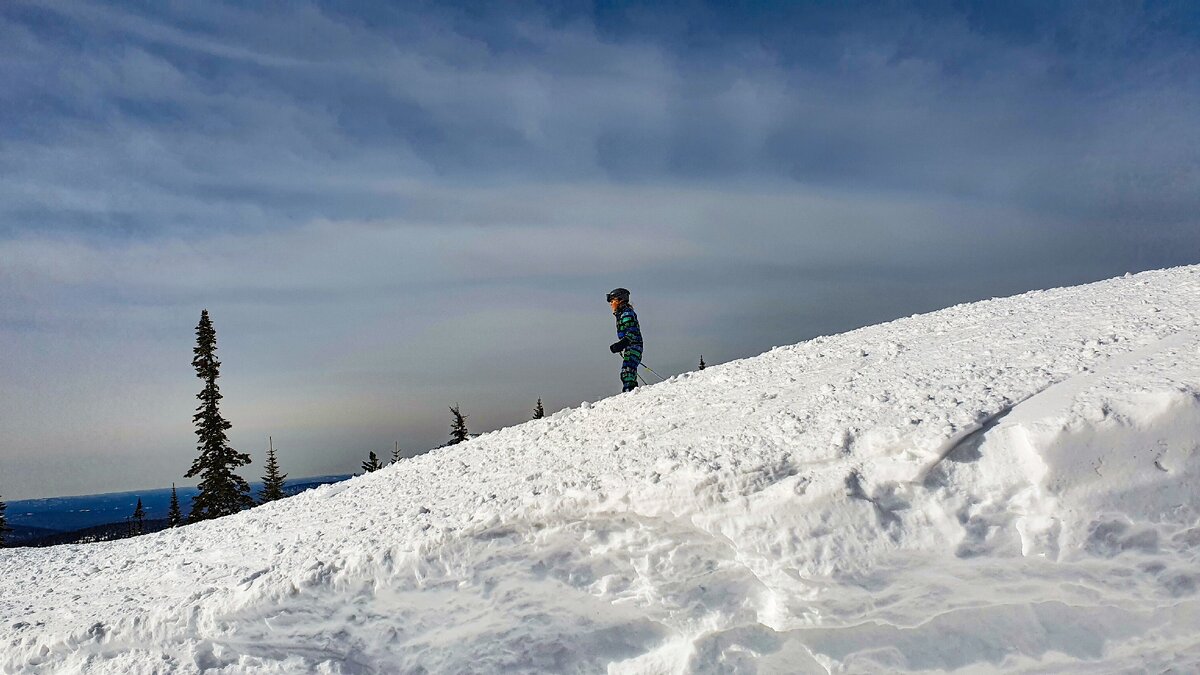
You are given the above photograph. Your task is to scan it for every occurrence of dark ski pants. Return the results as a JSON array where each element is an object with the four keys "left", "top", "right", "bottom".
[{"left": 621, "top": 346, "right": 642, "bottom": 392}]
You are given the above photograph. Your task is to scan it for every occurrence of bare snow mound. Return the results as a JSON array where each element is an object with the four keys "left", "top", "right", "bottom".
[{"left": 4, "top": 266, "right": 1200, "bottom": 674}]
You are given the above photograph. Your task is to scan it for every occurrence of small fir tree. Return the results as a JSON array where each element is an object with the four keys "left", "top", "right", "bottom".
[
  {"left": 699, "top": 355, "right": 706, "bottom": 371},
  {"left": 449, "top": 404, "right": 470, "bottom": 445},
  {"left": 533, "top": 398, "right": 545, "bottom": 419},
  {"left": 391, "top": 441, "right": 402, "bottom": 464},
  {"left": 185, "top": 309, "right": 253, "bottom": 522},
  {"left": 362, "top": 451, "right": 383, "bottom": 473},
  {"left": 0, "top": 493, "right": 11, "bottom": 546},
  {"left": 131, "top": 498, "right": 146, "bottom": 536},
  {"left": 167, "top": 484, "right": 183, "bottom": 527},
  {"left": 259, "top": 436, "right": 287, "bottom": 504}
]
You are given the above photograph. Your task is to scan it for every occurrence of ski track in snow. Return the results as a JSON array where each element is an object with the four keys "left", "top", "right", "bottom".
[{"left": 3, "top": 266, "right": 1200, "bottom": 674}]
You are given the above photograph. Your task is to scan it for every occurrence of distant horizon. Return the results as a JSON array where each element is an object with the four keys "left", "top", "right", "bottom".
[{"left": 7, "top": 471, "right": 356, "bottom": 504}]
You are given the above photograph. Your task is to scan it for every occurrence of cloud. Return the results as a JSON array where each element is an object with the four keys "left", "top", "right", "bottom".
[{"left": 6, "top": 1, "right": 1200, "bottom": 229}]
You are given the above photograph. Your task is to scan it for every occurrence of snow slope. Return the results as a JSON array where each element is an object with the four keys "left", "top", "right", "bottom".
[{"left": 4, "top": 266, "right": 1200, "bottom": 674}]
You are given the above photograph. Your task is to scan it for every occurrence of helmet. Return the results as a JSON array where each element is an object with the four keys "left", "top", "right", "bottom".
[{"left": 606, "top": 288, "right": 630, "bottom": 303}]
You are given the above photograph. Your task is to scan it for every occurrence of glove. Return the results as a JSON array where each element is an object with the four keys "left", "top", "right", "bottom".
[{"left": 609, "top": 339, "right": 629, "bottom": 354}]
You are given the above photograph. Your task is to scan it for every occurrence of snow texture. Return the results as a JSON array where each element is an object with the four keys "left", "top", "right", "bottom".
[{"left": 3, "top": 266, "right": 1200, "bottom": 674}]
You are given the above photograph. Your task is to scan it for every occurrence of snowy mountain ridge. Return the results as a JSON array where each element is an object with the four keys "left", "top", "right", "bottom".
[{"left": 3, "top": 266, "right": 1200, "bottom": 673}]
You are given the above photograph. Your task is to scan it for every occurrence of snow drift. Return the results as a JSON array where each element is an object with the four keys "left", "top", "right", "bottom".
[{"left": 3, "top": 266, "right": 1200, "bottom": 674}]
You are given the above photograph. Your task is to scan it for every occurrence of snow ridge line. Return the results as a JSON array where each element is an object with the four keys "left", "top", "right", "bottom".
[
  {"left": 912, "top": 406, "right": 1015, "bottom": 485},
  {"left": 999, "top": 326, "right": 1199, "bottom": 428},
  {"left": 917, "top": 326, "right": 1200, "bottom": 485}
]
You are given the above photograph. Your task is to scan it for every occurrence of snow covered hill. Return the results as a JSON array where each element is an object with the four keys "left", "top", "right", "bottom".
[{"left": 4, "top": 267, "right": 1200, "bottom": 674}]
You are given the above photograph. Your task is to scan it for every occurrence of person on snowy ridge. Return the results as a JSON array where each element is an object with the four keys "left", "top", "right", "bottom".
[{"left": 607, "top": 288, "right": 643, "bottom": 392}]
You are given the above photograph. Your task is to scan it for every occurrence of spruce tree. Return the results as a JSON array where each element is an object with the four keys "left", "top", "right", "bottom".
[
  {"left": 259, "top": 436, "right": 287, "bottom": 504},
  {"left": 533, "top": 398, "right": 545, "bottom": 419},
  {"left": 185, "top": 309, "right": 253, "bottom": 521},
  {"left": 0, "top": 493, "right": 11, "bottom": 546},
  {"left": 167, "top": 484, "right": 183, "bottom": 527},
  {"left": 699, "top": 355, "right": 706, "bottom": 370},
  {"left": 362, "top": 451, "right": 383, "bottom": 473},
  {"left": 391, "top": 441, "right": 402, "bottom": 465},
  {"left": 131, "top": 498, "right": 145, "bottom": 536},
  {"left": 449, "top": 404, "right": 470, "bottom": 445}
]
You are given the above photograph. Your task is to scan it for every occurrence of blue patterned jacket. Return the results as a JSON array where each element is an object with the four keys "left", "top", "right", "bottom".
[{"left": 615, "top": 304, "right": 642, "bottom": 350}]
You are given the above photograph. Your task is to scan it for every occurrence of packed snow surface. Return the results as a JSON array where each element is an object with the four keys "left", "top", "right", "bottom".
[{"left": 4, "top": 267, "right": 1200, "bottom": 674}]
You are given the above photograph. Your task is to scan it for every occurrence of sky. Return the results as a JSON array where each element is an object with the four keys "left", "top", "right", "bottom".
[{"left": 2, "top": 0, "right": 1199, "bottom": 501}]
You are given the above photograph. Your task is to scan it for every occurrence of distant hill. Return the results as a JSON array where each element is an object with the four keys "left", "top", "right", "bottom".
[
  {"left": 4, "top": 475, "right": 352, "bottom": 545},
  {"left": 5, "top": 525, "right": 62, "bottom": 547},
  {"left": 19, "top": 518, "right": 173, "bottom": 547}
]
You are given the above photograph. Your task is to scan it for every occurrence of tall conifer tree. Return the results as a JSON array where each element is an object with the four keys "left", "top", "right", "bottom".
[
  {"left": 167, "top": 484, "right": 183, "bottom": 527},
  {"left": 0, "top": 493, "right": 11, "bottom": 546},
  {"left": 449, "top": 404, "right": 470, "bottom": 445},
  {"left": 259, "top": 436, "right": 287, "bottom": 504},
  {"left": 699, "top": 355, "right": 706, "bottom": 371},
  {"left": 131, "top": 498, "right": 145, "bottom": 535},
  {"left": 361, "top": 451, "right": 383, "bottom": 473},
  {"left": 391, "top": 441, "right": 402, "bottom": 464},
  {"left": 533, "top": 398, "right": 545, "bottom": 419},
  {"left": 185, "top": 309, "right": 253, "bottom": 521}
]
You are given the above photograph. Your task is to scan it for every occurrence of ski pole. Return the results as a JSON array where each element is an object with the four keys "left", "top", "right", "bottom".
[{"left": 640, "top": 363, "right": 666, "bottom": 382}]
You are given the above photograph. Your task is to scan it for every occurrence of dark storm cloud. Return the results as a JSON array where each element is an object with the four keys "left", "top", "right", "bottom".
[{"left": 1, "top": 0, "right": 1198, "bottom": 498}]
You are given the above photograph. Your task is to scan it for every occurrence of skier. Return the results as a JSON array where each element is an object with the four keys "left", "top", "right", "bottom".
[{"left": 607, "top": 288, "right": 643, "bottom": 392}]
